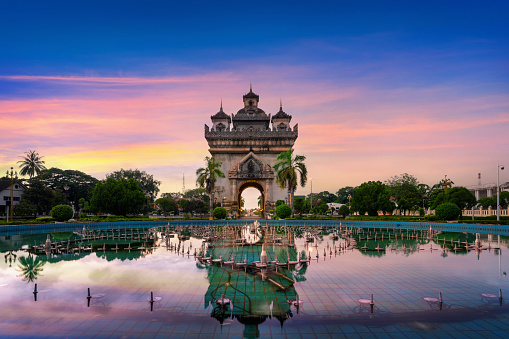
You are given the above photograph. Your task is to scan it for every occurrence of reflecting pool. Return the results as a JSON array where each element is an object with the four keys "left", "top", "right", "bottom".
[{"left": 1, "top": 222, "right": 509, "bottom": 338}]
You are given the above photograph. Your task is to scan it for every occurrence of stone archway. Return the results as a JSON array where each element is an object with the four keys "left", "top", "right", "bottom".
[
  {"left": 228, "top": 152, "right": 275, "bottom": 218},
  {"left": 237, "top": 180, "right": 265, "bottom": 217},
  {"left": 204, "top": 88, "right": 299, "bottom": 217}
]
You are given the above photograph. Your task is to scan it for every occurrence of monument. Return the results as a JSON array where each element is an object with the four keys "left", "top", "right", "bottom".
[{"left": 204, "top": 86, "right": 298, "bottom": 216}]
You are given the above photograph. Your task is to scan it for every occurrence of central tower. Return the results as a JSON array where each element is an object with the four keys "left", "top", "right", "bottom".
[{"left": 204, "top": 86, "right": 298, "bottom": 217}]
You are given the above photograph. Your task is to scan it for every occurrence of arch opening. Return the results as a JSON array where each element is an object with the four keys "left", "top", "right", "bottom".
[{"left": 238, "top": 181, "right": 265, "bottom": 218}]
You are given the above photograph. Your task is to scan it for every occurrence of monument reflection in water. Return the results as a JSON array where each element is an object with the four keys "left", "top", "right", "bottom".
[
  {"left": 195, "top": 222, "right": 307, "bottom": 338},
  {"left": 1, "top": 221, "right": 509, "bottom": 338}
]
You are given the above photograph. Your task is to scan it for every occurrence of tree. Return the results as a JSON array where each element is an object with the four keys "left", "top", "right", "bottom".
[
  {"left": 335, "top": 186, "right": 355, "bottom": 204},
  {"left": 183, "top": 188, "right": 208, "bottom": 200},
  {"left": 17, "top": 150, "right": 47, "bottom": 181},
  {"left": 17, "top": 180, "right": 55, "bottom": 217},
  {"left": 78, "top": 198, "right": 90, "bottom": 216},
  {"left": 429, "top": 185, "right": 445, "bottom": 210},
  {"left": 178, "top": 199, "right": 192, "bottom": 214},
  {"left": 385, "top": 173, "right": 421, "bottom": 215},
  {"left": 183, "top": 188, "right": 210, "bottom": 210},
  {"left": 51, "top": 204, "right": 73, "bottom": 221},
  {"left": 275, "top": 200, "right": 285, "bottom": 207},
  {"left": 446, "top": 187, "right": 477, "bottom": 218},
  {"left": 16, "top": 255, "right": 46, "bottom": 283},
  {"left": 315, "top": 191, "right": 337, "bottom": 204},
  {"left": 338, "top": 205, "right": 350, "bottom": 217},
  {"left": 188, "top": 198, "right": 208, "bottom": 215},
  {"left": 13, "top": 200, "right": 37, "bottom": 217},
  {"left": 386, "top": 173, "right": 419, "bottom": 187},
  {"left": 155, "top": 198, "right": 179, "bottom": 216},
  {"left": 351, "top": 181, "right": 394, "bottom": 216},
  {"left": 213, "top": 207, "right": 227, "bottom": 219},
  {"left": 273, "top": 149, "right": 307, "bottom": 212},
  {"left": 34, "top": 168, "right": 99, "bottom": 212},
  {"left": 275, "top": 204, "right": 292, "bottom": 219},
  {"left": 499, "top": 191, "right": 509, "bottom": 209},
  {"left": 294, "top": 197, "right": 305, "bottom": 216},
  {"left": 317, "top": 201, "right": 328, "bottom": 214},
  {"left": 478, "top": 197, "right": 496, "bottom": 209},
  {"left": 90, "top": 178, "right": 145, "bottom": 216},
  {"left": 106, "top": 169, "right": 161, "bottom": 201},
  {"left": 196, "top": 156, "right": 225, "bottom": 217},
  {"left": 161, "top": 192, "right": 182, "bottom": 200}
]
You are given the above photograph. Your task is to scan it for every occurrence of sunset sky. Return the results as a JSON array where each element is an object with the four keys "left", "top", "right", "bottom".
[{"left": 1, "top": 1, "right": 507, "bottom": 208}]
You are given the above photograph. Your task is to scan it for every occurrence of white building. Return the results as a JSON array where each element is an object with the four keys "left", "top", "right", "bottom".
[
  {"left": 0, "top": 180, "right": 26, "bottom": 218},
  {"left": 327, "top": 203, "right": 345, "bottom": 213}
]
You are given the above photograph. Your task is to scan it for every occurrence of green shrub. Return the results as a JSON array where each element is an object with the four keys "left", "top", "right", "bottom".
[
  {"left": 213, "top": 207, "right": 227, "bottom": 219},
  {"left": 435, "top": 203, "right": 461, "bottom": 221},
  {"left": 275, "top": 204, "right": 292, "bottom": 219},
  {"left": 36, "top": 216, "right": 55, "bottom": 222},
  {"left": 51, "top": 205, "right": 74, "bottom": 222},
  {"left": 425, "top": 214, "right": 439, "bottom": 222}
]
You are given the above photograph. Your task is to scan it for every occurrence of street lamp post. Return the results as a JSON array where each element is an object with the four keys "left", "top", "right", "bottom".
[
  {"left": 6, "top": 167, "right": 17, "bottom": 223},
  {"left": 63, "top": 185, "right": 70, "bottom": 204},
  {"left": 497, "top": 164, "right": 505, "bottom": 221},
  {"left": 439, "top": 175, "right": 453, "bottom": 204}
]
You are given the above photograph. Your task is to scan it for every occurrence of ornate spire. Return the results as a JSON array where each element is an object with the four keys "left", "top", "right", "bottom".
[
  {"left": 220, "top": 98, "right": 223, "bottom": 111},
  {"left": 280, "top": 98, "right": 282, "bottom": 109}
]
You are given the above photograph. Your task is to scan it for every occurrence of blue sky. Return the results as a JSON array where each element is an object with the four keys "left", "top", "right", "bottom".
[{"left": 1, "top": 0, "right": 508, "bottom": 208}]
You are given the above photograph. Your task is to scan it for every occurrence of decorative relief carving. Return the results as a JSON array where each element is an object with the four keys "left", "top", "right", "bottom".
[{"left": 228, "top": 152, "right": 274, "bottom": 180}]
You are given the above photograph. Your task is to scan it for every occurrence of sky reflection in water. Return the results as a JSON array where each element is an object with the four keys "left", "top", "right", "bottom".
[{"left": 0, "top": 225, "right": 509, "bottom": 338}]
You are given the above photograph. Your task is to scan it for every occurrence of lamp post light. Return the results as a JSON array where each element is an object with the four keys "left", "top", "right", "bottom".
[
  {"left": 6, "top": 167, "right": 18, "bottom": 223},
  {"left": 439, "top": 175, "right": 453, "bottom": 204},
  {"left": 63, "top": 185, "right": 70, "bottom": 205},
  {"left": 497, "top": 164, "right": 505, "bottom": 221}
]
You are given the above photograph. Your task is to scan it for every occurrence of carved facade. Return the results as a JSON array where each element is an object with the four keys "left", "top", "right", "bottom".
[{"left": 204, "top": 87, "right": 298, "bottom": 216}]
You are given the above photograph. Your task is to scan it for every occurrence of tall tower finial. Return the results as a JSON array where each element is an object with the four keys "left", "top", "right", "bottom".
[
  {"left": 250, "top": 83, "right": 252, "bottom": 92},
  {"left": 220, "top": 98, "right": 223, "bottom": 110},
  {"left": 280, "top": 98, "right": 282, "bottom": 109}
]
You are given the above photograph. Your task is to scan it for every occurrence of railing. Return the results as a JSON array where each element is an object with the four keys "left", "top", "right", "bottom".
[
  {"left": 1, "top": 219, "right": 508, "bottom": 237},
  {"left": 463, "top": 207, "right": 509, "bottom": 217}
]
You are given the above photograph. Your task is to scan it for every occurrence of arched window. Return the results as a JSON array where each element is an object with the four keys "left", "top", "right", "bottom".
[
  {"left": 278, "top": 123, "right": 287, "bottom": 131},
  {"left": 216, "top": 123, "right": 226, "bottom": 132}
]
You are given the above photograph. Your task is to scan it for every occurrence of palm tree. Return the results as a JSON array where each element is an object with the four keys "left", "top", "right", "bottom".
[
  {"left": 17, "top": 150, "right": 47, "bottom": 181},
  {"left": 196, "top": 156, "right": 225, "bottom": 217},
  {"left": 16, "top": 254, "right": 46, "bottom": 283},
  {"left": 273, "top": 149, "right": 307, "bottom": 211}
]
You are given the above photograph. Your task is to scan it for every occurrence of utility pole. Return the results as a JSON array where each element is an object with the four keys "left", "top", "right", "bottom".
[
  {"left": 497, "top": 164, "right": 505, "bottom": 221},
  {"left": 6, "top": 167, "right": 18, "bottom": 222}
]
